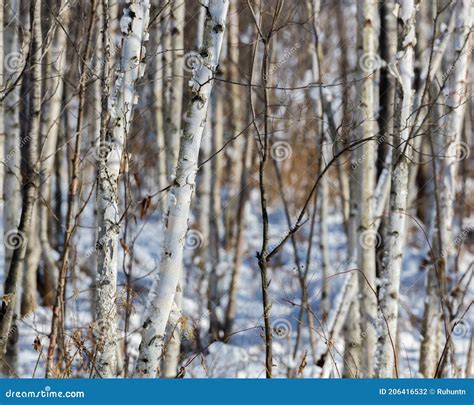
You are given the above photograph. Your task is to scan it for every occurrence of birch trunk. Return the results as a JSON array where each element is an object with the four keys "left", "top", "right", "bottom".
[
  {"left": 356, "top": 0, "right": 378, "bottom": 377},
  {"left": 419, "top": 105, "right": 443, "bottom": 377},
  {"left": 94, "top": 0, "right": 151, "bottom": 377},
  {"left": 376, "top": 0, "right": 416, "bottom": 378},
  {"left": 319, "top": 136, "right": 330, "bottom": 323},
  {"left": 0, "top": 0, "right": 41, "bottom": 366},
  {"left": 150, "top": 4, "right": 166, "bottom": 209},
  {"left": 38, "top": 0, "right": 70, "bottom": 303},
  {"left": 3, "top": 0, "right": 22, "bottom": 275},
  {"left": 22, "top": 208, "right": 40, "bottom": 315},
  {"left": 320, "top": 270, "right": 358, "bottom": 377},
  {"left": 223, "top": 133, "right": 253, "bottom": 336},
  {"left": 161, "top": 279, "right": 183, "bottom": 377},
  {"left": 162, "top": 0, "right": 184, "bottom": 181},
  {"left": 0, "top": 0, "right": 5, "bottom": 200},
  {"left": 162, "top": 0, "right": 192, "bottom": 374},
  {"left": 223, "top": 0, "right": 243, "bottom": 249},
  {"left": 209, "top": 73, "right": 224, "bottom": 336},
  {"left": 2, "top": 0, "right": 23, "bottom": 374},
  {"left": 435, "top": 0, "right": 471, "bottom": 377},
  {"left": 438, "top": 0, "right": 471, "bottom": 270},
  {"left": 135, "top": 0, "right": 229, "bottom": 377}
]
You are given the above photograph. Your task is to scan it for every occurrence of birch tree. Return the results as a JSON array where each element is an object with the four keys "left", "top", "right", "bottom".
[
  {"left": 135, "top": 0, "right": 229, "bottom": 377},
  {"left": 0, "top": 0, "right": 5, "bottom": 199},
  {"left": 223, "top": 0, "right": 243, "bottom": 249},
  {"left": 38, "top": 0, "right": 71, "bottom": 307},
  {"left": 376, "top": 0, "right": 416, "bottom": 378},
  {"left": 3, "top": 0, "right": 22, "bottom": 276},
  {"left": 0, "top": 0, "right": 41, "bottom": 368},
  {"left": 2, "top": 0, "right": 23, "bottom": 374},
  {"left": 356, "top": 0, "right": 378, "bottom": 377},
  {"left": 94, "top": 0, "right": 151, "bottom": 377},
  {"left": 433, "top": 0, "right": 471, "bottom": 377},
  {"left": 162, "top": 0, "right": 184, "bottom": 181}
]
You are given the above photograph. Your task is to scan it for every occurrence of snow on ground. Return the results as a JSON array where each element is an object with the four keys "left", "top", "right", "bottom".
[{"left": 1, "top": 186, "right": 473, "bottom": 377}]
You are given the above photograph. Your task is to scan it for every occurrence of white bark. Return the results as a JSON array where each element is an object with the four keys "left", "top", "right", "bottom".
[
  {"left": 320, "top": 269, "right": 358, "bottom": 377},
  {"left": 134, "top": 0, "right": 229, "bottom": 377},
  {"left": 163, "top": 0, "right": 184, "bottom": 182},
  {"left": 376, "top": 0, "right": 416, "bottom": 378},
  {"left": 39, "top": 0, "right": 70, "bottom": 306},
  {"left": 438, "top": 0, "right": 471, "bottom": 261},
  {"left": 2, "top": 0, "right": 22, "bottom": 374},
  {"left": 0, "top": 0, "right": 41, "bottom": 365},
  {"left": 3, "top": 0, "right": 22, "bottom": 271},
  {"left": 150, "top": 5, "right": 166, "bottom": 208},
  {"left": 320, "top": 135, "right": 330, "bottom": 322},
  {"left": 223, "top": 0, "right": 243, "bottom": 249},
  {"left": 356, "top": 0, "right": 378, "bottom": 377},
  {"left": 161, "top": 279, "right": 183, "bottom": 378},
  {"left": 94, "top": 0, "right": 151, "bottom": 377},
  {"left": 0, "top": 0, "right": 5, "bottom": 201}
]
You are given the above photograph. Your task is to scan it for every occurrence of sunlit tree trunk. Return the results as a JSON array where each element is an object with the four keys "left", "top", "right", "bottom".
[
  {"left": 162, "top": 0, "right": 184, "bottom": 181},
  {"left": 223, "top": 0, "right": 243, "bottom": 249},
  {"left": 135, "top": 0, "right": 229, "bottom": 377},
  {"left": 356, "top": 0, "right": 378, "bottom": 378},
  {"left": 94, "top": 0, "right": 151, "bottom": 378},
  {"left": 0, "top": 0, "right": 41, "bottom": 370},
  {"left": 376, "top": 0, "right": 416, "bottom": 378},
  {"left": 2, "top": 0, "right": 24, "bottom": 375}
]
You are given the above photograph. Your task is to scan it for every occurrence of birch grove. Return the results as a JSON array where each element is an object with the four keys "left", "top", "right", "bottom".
[{"left": 0, "top": 0, "right": 471, "bottom": 380}]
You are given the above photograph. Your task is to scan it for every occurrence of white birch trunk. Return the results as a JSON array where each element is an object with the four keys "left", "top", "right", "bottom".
[
  {"left": 356, "top": 0, "right": 378, "bottom": 377},
  {"left": 162, "top": 0, "right": 184, "bottom": 181},
  {"left": 0, "top": 0, "right": 5, "bottom": 202},
  {"left": 437, "top": 0, "right": 471, "bottom": 377},
  {"left": 0, "top": 0, "right": 41, "bottom": 365},
  {"left": 223, "top": 0, "right": 243, "bottom": 249},
  {"left": 94, "top": 0, "right": 151, "bottom": 377},
  {"left": 320, "top": 269, "right": 358, "bottom": 377},
  {"left": 38, "top": 0, "right": 71, "bottom": 307},
  {"left": 3, "top": 0, "right": 22, "bottom": 272},
  {"left": 438, "top": 0, "right": 471, "bottom": 262},
  {"left": 161, "top": 0, "right": 191, "bottom": 375},
  {"left": 2, "top": 0, "right": 23, "bottom": 373},
  {"left": 150, "top": 4, "right": 166, "bottom": 208},
  {"left": 376, "top": 0, "right": 416, "bottom": 378},
  {"left": 134, "top": 0, "right": 229, "bottom": 377}
]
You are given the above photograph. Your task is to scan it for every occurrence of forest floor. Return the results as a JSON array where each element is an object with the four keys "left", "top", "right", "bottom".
[{"left": 2, "top": 186, "right": 473, "bottom": 378}]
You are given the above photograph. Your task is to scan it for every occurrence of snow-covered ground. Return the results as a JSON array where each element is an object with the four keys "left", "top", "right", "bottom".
[{"left": 3, "top": 184, "right": 472, "bottom": 378}]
